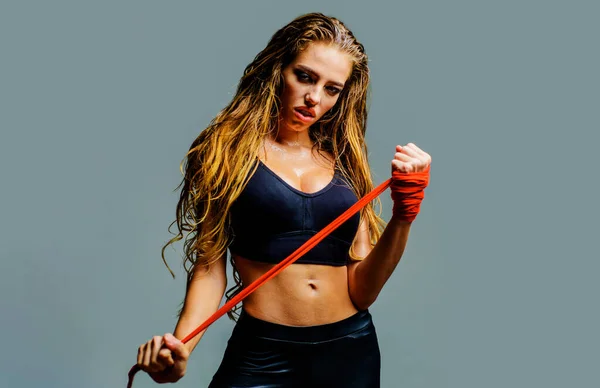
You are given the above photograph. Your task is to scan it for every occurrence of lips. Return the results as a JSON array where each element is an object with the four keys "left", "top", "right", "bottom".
[{"left": 294, "top": 107, "right": 315, "bottom": 118}]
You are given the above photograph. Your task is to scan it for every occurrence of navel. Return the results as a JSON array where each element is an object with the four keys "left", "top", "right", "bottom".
[{"left": 306, "top": 279, "right": 319, "bottom": 291}]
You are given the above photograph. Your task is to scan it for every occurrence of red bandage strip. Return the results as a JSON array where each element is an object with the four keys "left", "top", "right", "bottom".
[
  {"left": 127, "top": 167, "right": 429, "bottom": 387},
  {"left": 391, "top": 166, "right": 430, "bottom": 222}
]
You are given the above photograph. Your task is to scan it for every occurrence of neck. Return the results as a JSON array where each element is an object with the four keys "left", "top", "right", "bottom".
[{"left": 272, "top": 122, "right": 313, "bottom": 149}]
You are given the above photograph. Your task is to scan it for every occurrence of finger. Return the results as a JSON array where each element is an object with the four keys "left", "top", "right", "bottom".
[
  {"left": 398, "top": 145, "right": 420, "bottom": 158},
  {"left": 137, "top": 344, "right": 144, "bottom": 366},
  {"left": 150, "top": 336, "right": 163, "bottom": 369},
  {"left": 163, "top": 334, "right": 188, "bottom": 377},
  {"left": 405, "top": 143, "right": 424, "bottom": 153},
  {"left": 404, "top": 144, "right": 432, "bottom": 167},
  {"left": 392, "top": 159, "right": 414, "bottom": 173},
  {"left": 406, "top": 143, "right": 431, "bottom": 162},
  {"left": 158, "top": 347, "right": 175, "bottom": 368},
  {"left": 164, "top": 333, "right": 189, "bottom": 361},
  {"left": 143, "top": 341, "right": 154, "bottom": 370},
  {"left": 394, "top": 152, "right": 413, "bottom": 162}
]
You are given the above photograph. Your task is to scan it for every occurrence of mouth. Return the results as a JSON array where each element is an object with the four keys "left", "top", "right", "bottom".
[{"left": 294, "top": 107, "right": 315, "bottom": 121}]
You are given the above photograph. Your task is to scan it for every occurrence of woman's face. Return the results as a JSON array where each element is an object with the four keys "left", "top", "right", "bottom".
[{"left": 279, "top": 42, "right": 353, "bottom": 133}]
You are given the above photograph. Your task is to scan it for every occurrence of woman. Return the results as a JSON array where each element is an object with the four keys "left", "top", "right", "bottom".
[{"left": 136, "top": 12, "right": 431, "bottom": 387}]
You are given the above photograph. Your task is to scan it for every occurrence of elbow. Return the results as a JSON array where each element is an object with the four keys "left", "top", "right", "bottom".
[
  {"left": 352, "top": 299, "right": 370, "bottom": 312},
  {"left": 348, "top": 261, "right": 377, "bottom": 311},
  {"left": 348, "top": 282, "right": 378, "bottom": 311},
  {"left": 350, "top": 292, "right": 377, "bottom": 312}
]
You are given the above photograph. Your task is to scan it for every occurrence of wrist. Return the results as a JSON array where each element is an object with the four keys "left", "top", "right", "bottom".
[{"left": 389, "top": 214, "right": 414, "bottom": 226}]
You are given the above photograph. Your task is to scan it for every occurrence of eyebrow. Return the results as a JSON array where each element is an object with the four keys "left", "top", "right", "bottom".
[{"left": 296, "top": 65, "right": 346, "bottom": 88}]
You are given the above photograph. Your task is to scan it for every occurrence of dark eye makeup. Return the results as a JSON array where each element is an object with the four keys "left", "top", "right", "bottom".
[
  {"left": 294, "top": 70, "right": 312, "bottom": 82},
  {"left": 293, "top": 69, "right": 342, "bottom": 96},
  {"left": 326, "top": 86, "right": 342, "bottom": 95}
]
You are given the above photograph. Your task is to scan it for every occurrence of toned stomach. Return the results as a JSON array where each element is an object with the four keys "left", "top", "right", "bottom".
[{"left": 232, "top": 255, "right": 359, "bottom": 326}]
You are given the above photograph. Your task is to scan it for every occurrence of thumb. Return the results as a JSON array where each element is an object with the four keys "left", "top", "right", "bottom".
[{"left": 163, "top": 333, "right": 188, "bottom": 360}]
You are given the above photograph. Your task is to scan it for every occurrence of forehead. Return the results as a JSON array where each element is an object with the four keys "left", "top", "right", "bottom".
[{"left": 291, "top": 42, "right": 353, "bottom": 83}]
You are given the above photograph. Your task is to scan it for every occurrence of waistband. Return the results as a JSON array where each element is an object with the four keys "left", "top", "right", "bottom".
[{"left": 233, "top": 309, "right": 373, "bottom": 343}]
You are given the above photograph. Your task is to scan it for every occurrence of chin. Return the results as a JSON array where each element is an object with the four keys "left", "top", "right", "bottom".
[
  {"left": 291, "top": 125, "right": 310, "bottom": 132},
  {"left": 281, "top": 116, "right": 310, "bottom": 132}
]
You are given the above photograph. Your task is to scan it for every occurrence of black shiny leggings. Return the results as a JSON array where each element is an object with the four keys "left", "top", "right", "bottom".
[{"left": 208, "top": 309, "right": 381, "bottom": 388}]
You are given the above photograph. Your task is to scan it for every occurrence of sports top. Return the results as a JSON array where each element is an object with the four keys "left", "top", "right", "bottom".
[{"left": 228, "top": 160, "right": 360, "bottom": 266}]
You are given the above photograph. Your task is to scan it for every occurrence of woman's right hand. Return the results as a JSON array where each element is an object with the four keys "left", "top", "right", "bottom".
[{"left": 136, "top": 333, "right": 189, "bottom": 383}]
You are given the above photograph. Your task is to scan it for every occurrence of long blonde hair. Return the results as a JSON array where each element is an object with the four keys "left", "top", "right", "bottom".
[{"left": 163, "top": 13, "right": 385, "bottom": 319}]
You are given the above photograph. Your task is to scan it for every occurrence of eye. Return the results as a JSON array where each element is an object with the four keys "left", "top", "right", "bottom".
[
  {"left": 326, "top": 86, "right": 342, "bottom": 95},
  {"left": 294, "top": 70, "right": 312, "bottom": 83}
]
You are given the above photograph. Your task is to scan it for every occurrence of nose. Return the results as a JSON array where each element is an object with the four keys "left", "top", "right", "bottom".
[{"left": 304, "top": 88, "right": 321, "bottom": 106}]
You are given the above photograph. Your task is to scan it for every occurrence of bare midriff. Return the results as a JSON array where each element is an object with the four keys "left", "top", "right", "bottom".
[{"left": 232, "top": 254, "right": 359, "bottom": 326}]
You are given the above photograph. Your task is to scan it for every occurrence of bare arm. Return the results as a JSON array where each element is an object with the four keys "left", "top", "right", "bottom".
[
  {"left": 347, "top": 142, "right": 430, "bottom": 310},
  {"left": 347, "top": 216, "right": 411, "bottom": 310},
  {"left": 173, "top": 253, "right": 227, "bottom": 354}
]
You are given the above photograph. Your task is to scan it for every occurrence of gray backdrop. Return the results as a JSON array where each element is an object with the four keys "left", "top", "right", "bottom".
[{"left": 1, "top": 1, "right": 598, "bottom": 387}]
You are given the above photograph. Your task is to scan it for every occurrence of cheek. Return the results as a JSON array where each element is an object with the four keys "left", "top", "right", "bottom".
[
  {"left": 281, "top": 79, "right": 303, "bottom": 102},
  {"left": 320, "top": 97, "right": 339, "bottom": 116}
]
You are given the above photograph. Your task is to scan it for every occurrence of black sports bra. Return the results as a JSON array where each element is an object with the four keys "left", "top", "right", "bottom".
[{"left": 228, "top": 160, "right": 360, "bottom": 266}]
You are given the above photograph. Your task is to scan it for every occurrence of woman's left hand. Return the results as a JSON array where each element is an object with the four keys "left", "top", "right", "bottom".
[{"left": 392, "top": 143, "right": 431, "bottom": 174}]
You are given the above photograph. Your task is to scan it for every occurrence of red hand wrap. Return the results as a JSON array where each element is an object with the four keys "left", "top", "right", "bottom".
[{"left": 391, "top": 165, "right": 430, "bottom": 222}]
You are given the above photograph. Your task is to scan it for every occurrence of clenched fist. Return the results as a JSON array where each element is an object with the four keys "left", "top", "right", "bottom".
[
  {"left": 392, "top": 143, "right": 431, "bottom": 174},
  {"left": 136, "top": 333, "right": 189, "bottom": 383}
]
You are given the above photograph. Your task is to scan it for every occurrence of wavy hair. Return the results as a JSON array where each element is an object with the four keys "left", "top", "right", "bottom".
[{"left": 162, "top": 13, "right": 386, "bottom": 320}]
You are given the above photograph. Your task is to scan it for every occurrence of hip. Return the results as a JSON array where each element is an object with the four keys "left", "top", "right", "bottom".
[{"left": 209, "top": 309, "right": 381, "bottom": 387}]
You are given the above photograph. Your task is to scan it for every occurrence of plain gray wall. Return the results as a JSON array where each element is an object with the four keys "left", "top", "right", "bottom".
[{"left": 1, "top": 1, "right": 598, "bottom": 387}]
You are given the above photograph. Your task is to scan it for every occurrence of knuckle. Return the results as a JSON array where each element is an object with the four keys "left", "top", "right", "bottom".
[{"left": 158, "top": 349, "right": 171, "bottom": 358}]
